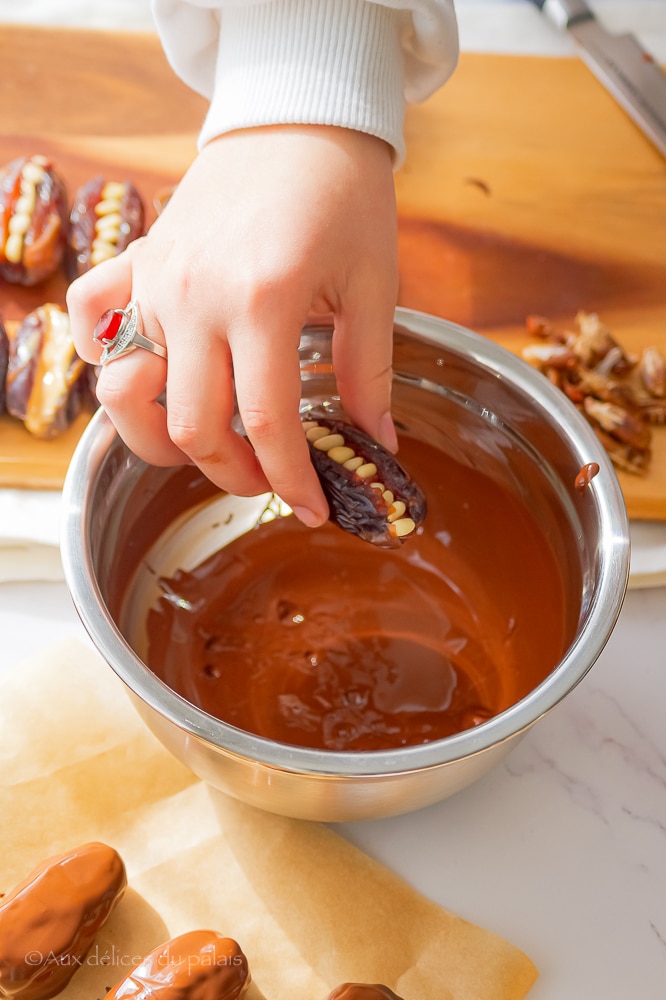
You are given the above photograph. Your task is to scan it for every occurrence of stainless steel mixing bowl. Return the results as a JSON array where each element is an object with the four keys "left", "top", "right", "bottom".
[{"left": 61, "top": 308, "right": 630, "bottom": 822}]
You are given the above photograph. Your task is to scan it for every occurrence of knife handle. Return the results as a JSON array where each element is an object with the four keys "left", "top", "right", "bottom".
[{"left": 526, "top": 0, "right": 594, "bottom": 30}]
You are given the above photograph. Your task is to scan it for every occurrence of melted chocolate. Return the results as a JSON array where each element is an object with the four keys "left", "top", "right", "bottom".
[
  {"left": 140, "top": 436, "right": 572, "bottom": 752},
  {"left": 105, "top": 932, "right": 249, "bottom": 1000},
  {"left": 574, "top": 462, "right": 600, "bottom": 490},
  {"left": 0, "top": 842, "right": 126, "bottom": 1000}
]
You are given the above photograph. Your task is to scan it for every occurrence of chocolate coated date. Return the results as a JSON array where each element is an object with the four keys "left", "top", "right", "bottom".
[
  {"left": 0, "top": 155, "right": 68, "bottom": 285},
  {"left": 68, "top": 176, "right": 145, "bottom": 276},
  {"left": 0, "top": 317, "right": 8, "bottom": 415},
  {"left": 6, "top": 303, "right": 94, "bottom": 439},
  {"left": 105, "top": 931, "right": 253, "bottom": 1000},
  {"left": 324, "top": 987, "right": 404, "bottom": 1000},
  {"left": 0, "top": 841, "right": 127, "bottom": 1000},
  {"left": 303, "top": 414, "right": 427, "bottom": 548}
]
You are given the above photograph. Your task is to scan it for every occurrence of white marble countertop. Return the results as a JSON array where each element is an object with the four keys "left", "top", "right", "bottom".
[
  {"left": 2, "top": 572, "right": 666, "bottom": 996},
  {"left": 1, "top": 3, "right": 666, "bottom": 998}
]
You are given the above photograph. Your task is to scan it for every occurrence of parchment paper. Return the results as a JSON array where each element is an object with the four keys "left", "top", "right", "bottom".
[{"left": 0, "top": 638, "right": 538, "bottom": 1000}]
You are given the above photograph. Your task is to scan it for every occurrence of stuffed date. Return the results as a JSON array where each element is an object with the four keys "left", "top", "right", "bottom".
[
  {"left": 302, "top": 413, "right": 427, "bottom": 548},
  {"left": 0, "top": 155, "right": 68, "bottom": 285},
  {"left": 0, "top": 842, "right": 127, "bottom": 1000},
  {"left": 68, "top": 176, "right": 145, "bottom": 276},
  {"left": 6, "top": 303, "right": 94, "bottom": 439}
]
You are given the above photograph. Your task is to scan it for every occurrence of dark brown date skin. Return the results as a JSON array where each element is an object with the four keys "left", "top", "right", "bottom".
[
  {"left": 305, "top": 414, "right": 427, "bottom": 548},
  {"left": 0, "top": 317, "right": 8, "bottom": 415},
  {"left": 67, "top": 175, "right": 145, "bottom": 277},
  {"left": 6, "top": 303, "right": 95, "bottom": 439},
  {"left": 0, "top": 155, "right": 68, "bottom": 286},
  {"left": 105, "top": 931, "right": 251, "bottom": 1000},
  {"left": 0, "top": 842, "right": 127, "bottom": 1000},
  {"left": 324, "top": 986, "right": 404, "bottom": 1000}
]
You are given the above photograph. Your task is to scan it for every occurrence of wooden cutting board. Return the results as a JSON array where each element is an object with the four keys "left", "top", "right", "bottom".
[{"left": 1, "top": 25, "right": 665, "bottom": 517}]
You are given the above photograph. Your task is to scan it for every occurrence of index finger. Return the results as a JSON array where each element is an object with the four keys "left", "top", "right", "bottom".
[
  {"left": 229, "top": 315, "right": 329, "bottom": 526},
  {"left": 161, "top": 316, "right": 272, "bottom": 498}
]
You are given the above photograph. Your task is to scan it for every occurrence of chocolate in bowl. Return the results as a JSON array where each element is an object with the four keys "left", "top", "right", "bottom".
[
  {"left": 61, "top": 309, "right": 629, "bottom": 822},
  {"left": 121, "top": 433, "right": 571, "bottom": 753}
]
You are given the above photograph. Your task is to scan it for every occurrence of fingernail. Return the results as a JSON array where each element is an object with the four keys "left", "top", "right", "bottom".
[
  {"left": 378, "top": 411, "right": 399, "bottom": 453},
  {"left": 292, "top": 506, "right": 326, "bottom": 528}
]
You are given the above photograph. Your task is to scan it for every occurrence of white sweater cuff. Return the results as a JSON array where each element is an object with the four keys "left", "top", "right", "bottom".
[{"left": 199, "top": 0, "right": 407, "bottom": 163}]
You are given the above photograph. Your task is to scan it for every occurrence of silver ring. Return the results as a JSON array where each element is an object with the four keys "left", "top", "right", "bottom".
[{"left": 93, "top": 300, "right": 168, "bottom": 365}]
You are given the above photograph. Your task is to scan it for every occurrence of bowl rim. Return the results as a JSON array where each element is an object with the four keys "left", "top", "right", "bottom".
[{"left": 61, "top": 307, "right": 630, "bottom": 776}]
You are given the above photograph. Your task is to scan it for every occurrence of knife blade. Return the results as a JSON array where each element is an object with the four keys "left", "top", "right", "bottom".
[{"left": 528, "top": 0, "right": 666, "bottom": 157}]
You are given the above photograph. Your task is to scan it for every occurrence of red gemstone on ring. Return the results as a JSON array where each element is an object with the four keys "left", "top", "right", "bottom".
[{"left": 93, "top": 309, "right": 123, "bottom": 345}]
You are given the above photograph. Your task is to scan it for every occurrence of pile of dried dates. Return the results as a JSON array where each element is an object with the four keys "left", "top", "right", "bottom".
[
  {"left": 0, "top": 840, "right": 406, "bottom": 1000},
  {"left": 0, "top": 153, "right": 147, "bottom": 438},
  {"left": 522, "top": 311, "right": 666, "bottom": 475}
]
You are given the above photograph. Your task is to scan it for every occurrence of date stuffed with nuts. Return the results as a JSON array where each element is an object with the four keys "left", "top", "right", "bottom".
[
  {"left": 0, "top": 155, "right": 68, "bottom": 285},
  {"left": 0, "top": 841, "right": 127, "bottom": 1000},
  {"left": 303, "top": 414, "right": 427, "bottom": 548},
  {"left": 68, "top": 176, "right": 145, "bottom": 277},
  {"left": 6, "top": 303, "right": 96, "bottom": 439},
  {"left": 104, "top": 930, "right": 264, "bottom": 1000}
]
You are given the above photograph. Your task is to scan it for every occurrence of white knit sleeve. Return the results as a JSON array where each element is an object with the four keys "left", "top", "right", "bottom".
[{"left": 150, "top": 0, "right": 459, "bottom": 164}]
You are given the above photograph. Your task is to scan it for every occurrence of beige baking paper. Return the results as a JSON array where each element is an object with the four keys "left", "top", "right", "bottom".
[{"left": 0, "top": 638, "right": 538, "bottom": 1000}]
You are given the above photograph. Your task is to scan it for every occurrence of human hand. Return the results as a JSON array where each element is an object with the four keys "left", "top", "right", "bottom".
[{"left": 67, "top": 125, "right": 399, "bottom": 527}]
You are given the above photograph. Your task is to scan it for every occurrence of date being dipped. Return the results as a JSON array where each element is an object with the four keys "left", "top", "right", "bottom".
[{"left": 302, "top": 414, "right": 427, "bottom": 548}]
